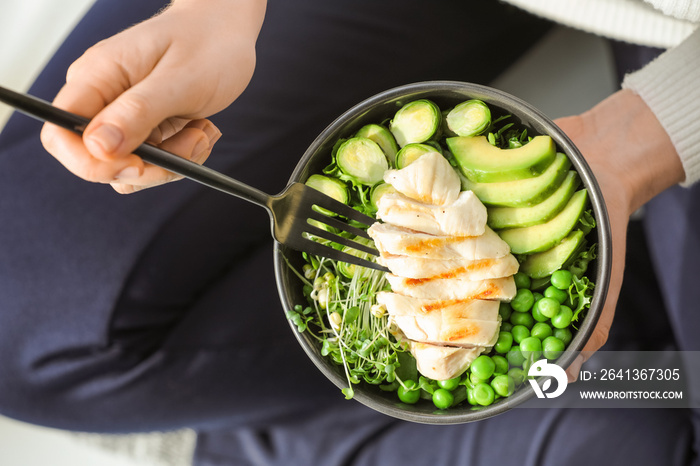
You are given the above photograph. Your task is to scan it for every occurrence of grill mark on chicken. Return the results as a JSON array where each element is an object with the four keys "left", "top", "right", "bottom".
[
  {"left": 421, "top": 299, "right": 468, "bottom": 313},
  {"left": 403, "top": 235, "right": 470, "bottom": 255},
  {"left": 476, "top": 283, "right": 498, "bottom": 299},
  {"left": 426, "top": 259, "right": 495, "bottom": 280},
  {"left": 444, "top": 324, "right": 480, "bottom": 342}
]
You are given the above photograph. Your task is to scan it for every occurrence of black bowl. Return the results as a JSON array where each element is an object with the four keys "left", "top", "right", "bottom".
[{"left": 274, "top": 81, "right": 612, "bottom": 424}]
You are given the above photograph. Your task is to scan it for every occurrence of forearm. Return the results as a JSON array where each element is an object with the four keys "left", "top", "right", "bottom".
[
  {"left": 168, "top": 0, "right": 267, "bottom": 49},
  {"left": 154, "top": 0, "right": 268, "bottom": 111},
  {"left": 587, "top": 90, "right": 684, "bottom": 212},
  {"left": 561, "top": 89, "right": 685, "bottom": 217}
]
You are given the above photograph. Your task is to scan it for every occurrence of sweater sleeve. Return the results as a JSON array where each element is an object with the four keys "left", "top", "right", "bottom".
[
  {"left": 643, "top": 0, "right": 700, "bottom": 22},
  {"left": 622, "top": 25, "right": 700, "bottom": 186}
]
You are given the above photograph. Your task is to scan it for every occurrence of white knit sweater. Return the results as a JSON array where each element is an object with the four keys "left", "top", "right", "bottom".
[{"left": 504, "top": 0, "right": 700, "bottom": 186}]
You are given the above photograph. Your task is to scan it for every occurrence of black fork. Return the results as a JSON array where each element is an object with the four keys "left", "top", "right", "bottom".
[{"left": 0, "top": 85, "right": 389, "bottom": 272}]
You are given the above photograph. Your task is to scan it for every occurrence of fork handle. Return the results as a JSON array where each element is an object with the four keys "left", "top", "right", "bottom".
[
  {"left": 0, "top": 85, "right": 272, "bottom": 208},
  {"left": 133, "top": 140, "right": 272, "bottom": 208}
]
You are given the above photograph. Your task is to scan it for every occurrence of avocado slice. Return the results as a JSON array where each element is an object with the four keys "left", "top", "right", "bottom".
[
  {"left": 461, "top": 152, "right": 571, "bottom": 207},
  {"left": 519, "top": 230, "right": 586, "bottom": 278},
  {"left": 487, "top": 171, "right": 581, "bottom": 229},
  {"left": 448, "top": 135, "right": 556, "bottom": 183},
  {"left": 498, "top": 189, "right": 588, "bottom": 255}
]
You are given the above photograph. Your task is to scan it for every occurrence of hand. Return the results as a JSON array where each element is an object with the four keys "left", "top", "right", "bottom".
[
  {"left": 555, "top": 89, "right": 685, "bottom": 381},
  {"left": 40, "top": 0, "right": 267, "bottom": 194}
]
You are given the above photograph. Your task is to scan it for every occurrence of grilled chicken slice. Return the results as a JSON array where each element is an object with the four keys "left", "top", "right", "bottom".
[
  {"left": 376, "top": 292, "right": 499, "bottom": 320},
  {"left": 392, "top": 315, "right": 500, "bottom": 347},
  {"left": 379, "top": 293, "right": 501, "bottom": 347},
  {"left": 376, "top": 190, "right": 487, "bottom": 237},
  {"left": 409, "top": 341, "right": 485, "bottom": 381},
  {"left": 379, "top": 252, "right": 519, "bottom": 280},
  {"left": 385, "top": 275, "right": 516, "bottom": 301},
  {"left": 368, "top": 223, "right": 509, "bottom": 261},
  {"left": 383, "top": 152, "right": 460, "bottom": 206}
]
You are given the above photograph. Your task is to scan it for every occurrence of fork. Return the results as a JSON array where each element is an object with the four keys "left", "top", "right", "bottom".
[{"left": 0, "top": 85, "right": 389, "bottom": 272}]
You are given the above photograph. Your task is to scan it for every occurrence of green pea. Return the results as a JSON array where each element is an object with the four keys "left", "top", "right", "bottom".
[
  {"left": 520, "top": 336, "right": 543, "bottom": 360},
  {"left": 499, "top": 302, "right": 512, "bottom": 321},
  {"left": 466, "top": 387, "right": 477, "bottom": 405},
  {"left": 397, "top": 380, "right": 421, "bottom": 404},
  {"left": 551, "top": 269, "right": 573, "bottom": 290},
  {"left": 533, "top": 292, "right": 544, "bottom": 302},
  {"left": 437, "top": 376, "right": 460, "bottom": 391},
  {"left": 432, "top": 388, "right": 454, "bottom": 409},
  {"left": 543, "top": 336, "right": 566, "bottom": 360},
  {"left": 511, "top": 325, "right": 530, "bottom": 344},
  {"left": 531, "top": 303, "right": 549, "bottom": 323},
  {"left": 500, "top": 322, "right": 513, "bottom": 333},
  {"left": 507, "top": 346, "right": 526, "bottom": 366},
  {"left": 494, "top": 331, "right": 513, "bottom": 354},
  {"left": 552, "top": 305, "right": 573, "bottom": 329},
  {"left": 513, "top": 272, "right": 532, "bottom": 289},
  {"left": 492, "top": 355, "right": 509, "bottom": 375},
  {"left": 511, "top": 289, "right": 535, "bottom": 313},
  {"left": 544, "top": 285, "right": 568, "bottom": 304},
  {"left": 510, "top": 311, "right": 535, "bottom": 329},
  {"left": 531, "top": 322, "right": 553, "bottom": 340},
  {"left": 491, "top": 374, "right": 515, "bottom": 397},
  {"left": 508, "top": 367, "right": 526, "bottom": 386},
  {"left": 554, "top": 327, "right": 573, "bottom": 346},
  {"left": 472, "top": 382, "right": 495, "bottom": 406},
  {"left": 470, "top": 372, "right": 487, "bottom": 386},
  {"left": 535, "top": 297, "right": 560, "bottom": 319},
  {"left": 471, "top": 355, "right": 496, "bottom": 380}
]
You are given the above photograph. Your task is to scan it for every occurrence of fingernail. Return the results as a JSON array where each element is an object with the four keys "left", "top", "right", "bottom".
[
  {"left": 114, "top": 165, "right": 141, "bottom": 180},
  {"left": 203, "top": 123, "right": 222, "bottom": 145},
  {"left": 191, "top": 137, "right": 210, "bottom": 161},
  {"left": 86, "top": 124, "right": 124, "bottom": 154}
]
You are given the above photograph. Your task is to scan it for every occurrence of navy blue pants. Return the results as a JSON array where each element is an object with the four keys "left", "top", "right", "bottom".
[{"left": 0, "top": 1, "right": 696, "bottom": 464}]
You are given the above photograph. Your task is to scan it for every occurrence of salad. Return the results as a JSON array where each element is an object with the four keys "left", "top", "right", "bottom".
[{"left": 285, "top": 96, "right": 597, "bottom": 410}]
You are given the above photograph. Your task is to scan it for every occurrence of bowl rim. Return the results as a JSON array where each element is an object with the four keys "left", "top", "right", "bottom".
[{"left": 274, "top": 80, "right": 612, "bottom": 424}]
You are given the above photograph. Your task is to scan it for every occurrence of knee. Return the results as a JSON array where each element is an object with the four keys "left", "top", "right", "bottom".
[{"left": 0, "top": 342, "right": 153, "bottom": 432}]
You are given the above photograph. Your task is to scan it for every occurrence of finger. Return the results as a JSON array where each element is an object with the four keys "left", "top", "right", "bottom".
[
  {"left": 566, "top": 355, "right": 585, "bottom": 383},
  {"left": 147, "top": 117, "right": 192, "bottom": 144},
  {"left": 109, "top": 122, "right": 219, "bottom": 193},
  {"left": 41, "top": 66, "right": 131, "bottom": 178}
]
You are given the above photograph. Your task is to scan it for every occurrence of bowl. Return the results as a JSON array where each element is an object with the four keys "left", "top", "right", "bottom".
[{"left": 273, "top": 81, "right": 611, "bottom": 424}]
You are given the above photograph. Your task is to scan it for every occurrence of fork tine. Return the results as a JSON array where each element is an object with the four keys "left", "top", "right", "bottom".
[
  {"left": 304, "top": 223, "right": 379, "bottom": 257},
  {"left": 307, "top": 210, "right": 371, "bottom": 240},
  {"left": 298, "top": 236, "right": 390, "bottom": 272},
  {"left": 306, "top": 190, "right": 376, "bottom": 227}
]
